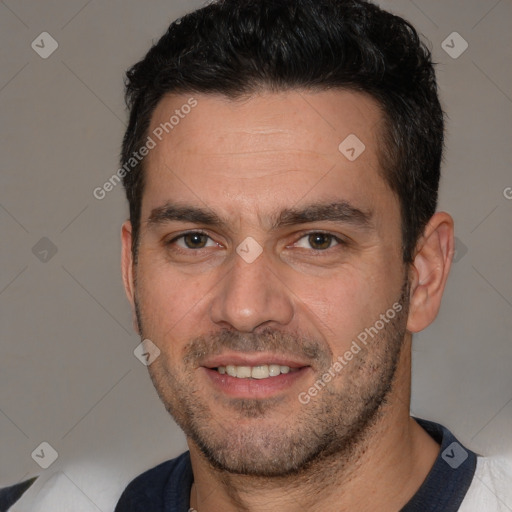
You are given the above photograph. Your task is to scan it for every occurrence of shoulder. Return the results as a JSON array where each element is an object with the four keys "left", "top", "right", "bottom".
[
  {"left": 114, "top": 451, "right": 191, "bottom": 512},
  {"left": 458, "top": 456, "right": 512, "bottom": 511}
]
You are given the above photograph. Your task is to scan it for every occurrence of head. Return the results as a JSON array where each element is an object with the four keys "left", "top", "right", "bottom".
[{"left": 120, "top": 0, "right": 454, "bottom": 477}]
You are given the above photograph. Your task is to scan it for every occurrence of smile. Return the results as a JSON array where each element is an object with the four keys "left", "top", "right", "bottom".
[{"left": 215, "top": 364, "right": 299, "bottom": 379}]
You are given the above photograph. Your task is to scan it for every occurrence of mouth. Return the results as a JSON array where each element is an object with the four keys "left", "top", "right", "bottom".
[
  {"left": 200, "top": 353, "right": 311, "bottom": 399},
  {"left": 214, "top": 364, "right": 299, "bottom": 379}
]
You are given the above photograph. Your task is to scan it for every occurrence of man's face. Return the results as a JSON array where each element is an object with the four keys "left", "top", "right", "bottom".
[{"left": 125, "top": 90, "right": 410, "bottom": 476}]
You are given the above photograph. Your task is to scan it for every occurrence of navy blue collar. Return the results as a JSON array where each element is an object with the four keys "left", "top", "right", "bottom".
[
  {"left": 113, "top": 417, "right": 477, "bottom": 512},
  {"left": 400, "top": 418, "right": 477, "bottom": 511},
  {"left": 180, "top": 418, "right": 477, "bottom": 512},
  {"left": 0, "top": 477, "right": 38, "bottom": 512}
]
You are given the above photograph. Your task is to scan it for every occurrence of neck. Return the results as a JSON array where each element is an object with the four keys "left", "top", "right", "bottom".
[{"left": 188, "top": 337, "right": 439, "bottom": 512}]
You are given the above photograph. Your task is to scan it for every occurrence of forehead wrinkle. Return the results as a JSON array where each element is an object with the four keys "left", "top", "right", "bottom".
[{"left": 175, "top": 147, "right": 337, "bottom": 173}]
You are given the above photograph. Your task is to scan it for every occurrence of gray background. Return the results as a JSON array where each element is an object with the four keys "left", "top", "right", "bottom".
[{"left": 1, "top": 0, "right": 511, "bottom": 510}]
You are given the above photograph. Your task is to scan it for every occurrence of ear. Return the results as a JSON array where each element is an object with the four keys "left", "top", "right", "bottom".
[
  {"left": 407, "top": 212, "right": 454, "bottom": 333},
  {"left": 121, "top": 220, "right": 140, "bottom": 334}
]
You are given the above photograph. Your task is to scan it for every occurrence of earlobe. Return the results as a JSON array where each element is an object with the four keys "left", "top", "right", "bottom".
[
  {"left": 406, "top": 212, "right": 454, "bottom": 333},
  {"left": 121, "top": 221, "right": 140, "bottom": 334}
]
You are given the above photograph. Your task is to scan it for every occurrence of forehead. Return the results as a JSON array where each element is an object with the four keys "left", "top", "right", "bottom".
[{"left": 141, "top": 89, "right": 395, "bottom": 225}]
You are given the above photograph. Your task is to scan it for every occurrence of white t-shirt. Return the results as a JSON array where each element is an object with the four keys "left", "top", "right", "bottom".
[{"left": 458, "top": 456, "right": 512, "bottom": 511}]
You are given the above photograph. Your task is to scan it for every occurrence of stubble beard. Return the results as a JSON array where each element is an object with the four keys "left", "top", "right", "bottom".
[{"left": 136, "top": 279, "right": 410, "bottom": 478}]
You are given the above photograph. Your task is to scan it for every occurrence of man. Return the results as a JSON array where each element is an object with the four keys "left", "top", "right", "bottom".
[{"left": 115, "top": 0, "right": 510, "bottom": 510}]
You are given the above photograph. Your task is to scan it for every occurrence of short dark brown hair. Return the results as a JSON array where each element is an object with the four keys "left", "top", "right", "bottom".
[{"left": 121, "top": 0, "right": 444, "bottom": 263}]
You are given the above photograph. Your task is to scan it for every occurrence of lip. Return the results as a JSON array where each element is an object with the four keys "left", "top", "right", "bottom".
[
  {"left": 202, "top": 366, "right": 311, "bottom": 399},
  {"left": 199, "top": 352, "right": 313, "bottom": 399},
  {"left": 201, "top": 352, "right": 311, "bottom": 369}
]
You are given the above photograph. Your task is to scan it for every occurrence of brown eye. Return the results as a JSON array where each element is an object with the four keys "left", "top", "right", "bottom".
[
  {"left": 183, "top": 233, "right": 208, "bottom": 248},
  {"left": 307, "top": 233, "right": 336, "bottom": 250},
  {"left": 174, "top": 232, "right": 214, "bottom": 249}
]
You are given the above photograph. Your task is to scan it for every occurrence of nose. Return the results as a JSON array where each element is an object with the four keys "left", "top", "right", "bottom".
[{"left": 209, "top": 249, "right": 294, "bottom": 332}]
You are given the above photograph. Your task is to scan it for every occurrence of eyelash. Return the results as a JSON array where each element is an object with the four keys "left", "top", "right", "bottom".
[{"left": 166, "top": 230, "right": 346, "bottom": 252}]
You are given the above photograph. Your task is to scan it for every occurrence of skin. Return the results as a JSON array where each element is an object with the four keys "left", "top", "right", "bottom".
[{"left": 121, "top": 89, "right": 455, "bottom": 511}]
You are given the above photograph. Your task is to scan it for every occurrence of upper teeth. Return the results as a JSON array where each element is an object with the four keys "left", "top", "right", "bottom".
[{"left": 218, "top": 364, "right": 293, "bottom": 379}]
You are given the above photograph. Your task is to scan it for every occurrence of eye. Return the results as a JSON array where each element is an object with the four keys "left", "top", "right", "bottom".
[
  {"left": 172, "top": 232, "right": 217, "bottom": 249},
  {"left": 294, "top": 232, "right": 340, "bottom": 250}
]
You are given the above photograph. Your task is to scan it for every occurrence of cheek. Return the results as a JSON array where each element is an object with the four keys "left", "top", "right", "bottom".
[
  {"left": 288, "top": 270, "right": 365, "bottom": 337},
  {"left": 288, "top": 266, "right": 398, "bottom": 352},
  {"left": 135, "top": 257, "right": 213, "bottom": 339}
]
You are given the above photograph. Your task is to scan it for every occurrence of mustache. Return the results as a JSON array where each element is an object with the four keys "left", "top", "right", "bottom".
[{"left": 183, "top": 328, "right": 332, "bottom": 368}]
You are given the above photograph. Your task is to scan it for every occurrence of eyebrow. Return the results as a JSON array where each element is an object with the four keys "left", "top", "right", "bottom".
[
  {"left": 147, "top": 204, "right": 229, "bottom": 230},
  {"left": 273, "top": 201, "right": 373, "bottom": 230},
  {"left": 147, "top": 200, "right": 373, "bottom": 231}
]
